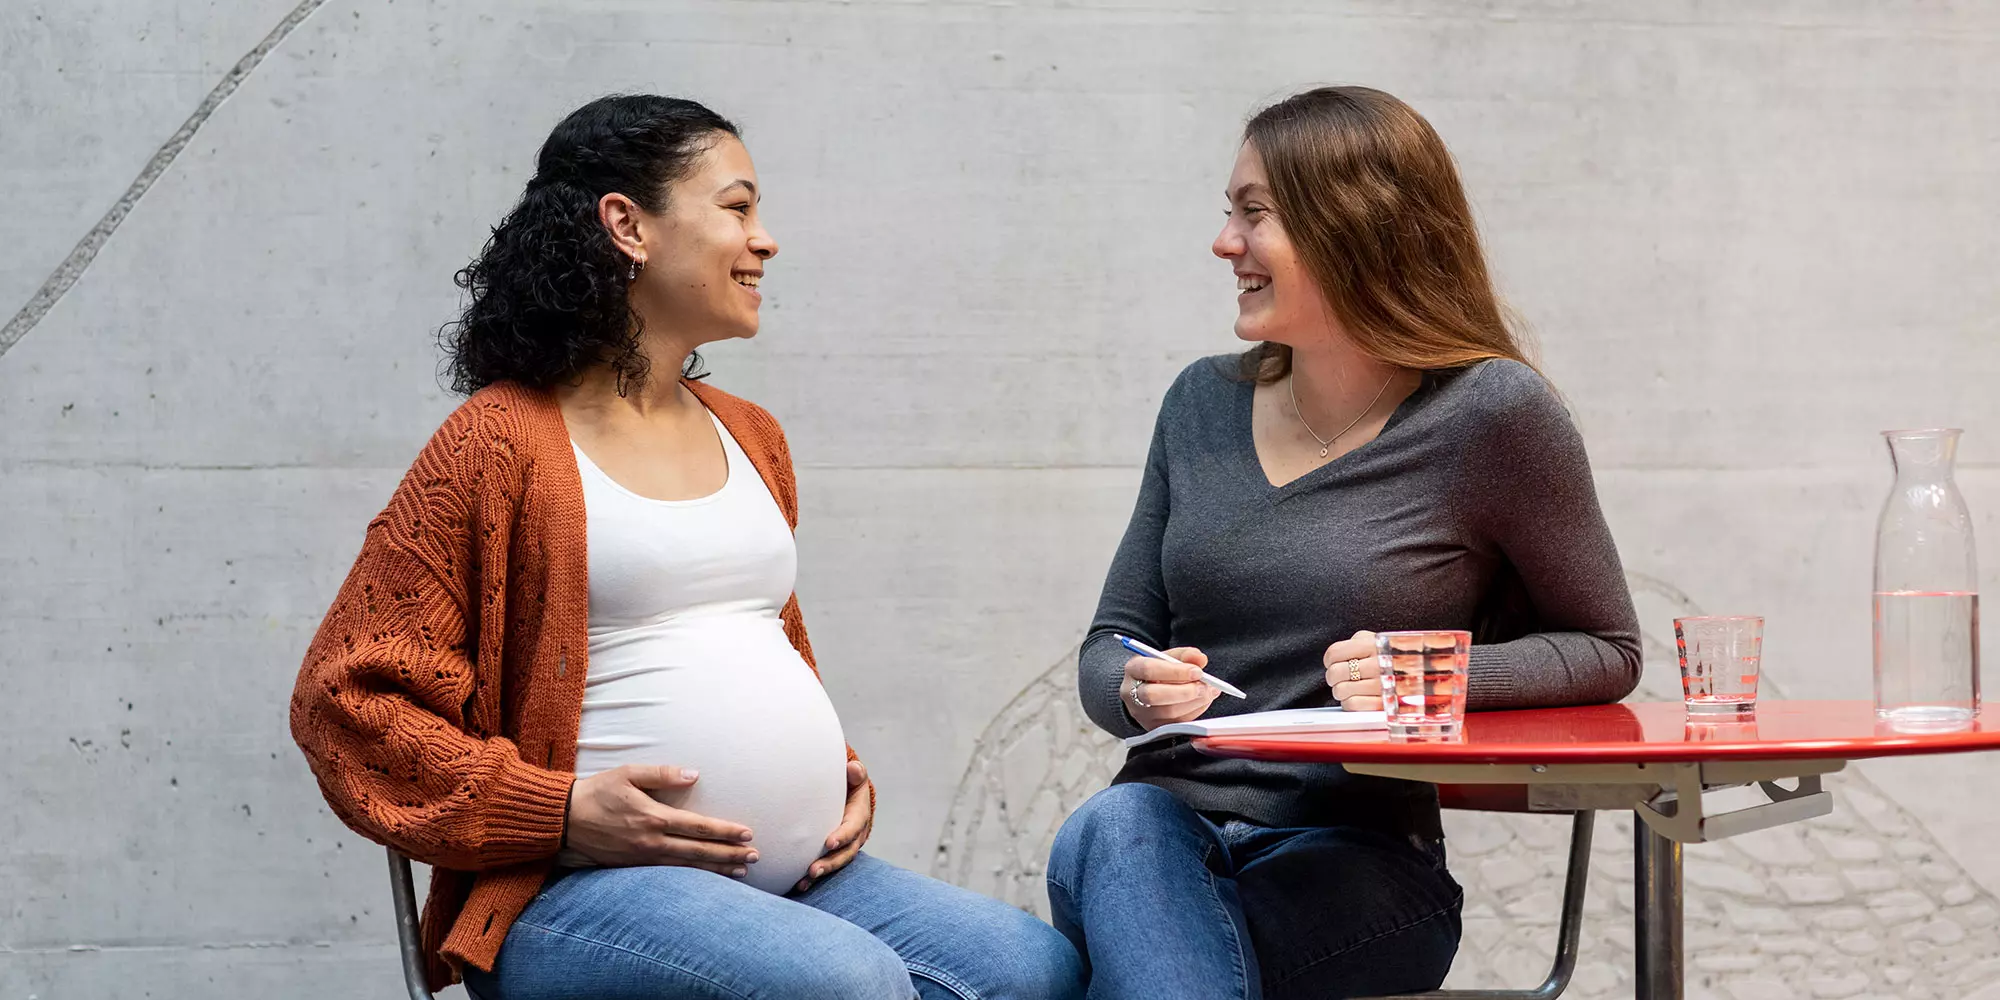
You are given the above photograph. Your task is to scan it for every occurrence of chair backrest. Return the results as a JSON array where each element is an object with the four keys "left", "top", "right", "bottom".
[{"left": 387, "top": 849, "right": 436, "bottom": 1000}]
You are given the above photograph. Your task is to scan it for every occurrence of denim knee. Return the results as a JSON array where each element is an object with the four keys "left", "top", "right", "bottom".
[
  {"left": 1028, "top": 924, "right": 1088, "bottom": 1000},
  {"left": 811, "top": 935, "right": 917, "bottom": 1000},
  {"left": 974, "top": 906, "right": 1086, "bottom": 1000},
  {"left": 1049, "top": 782, "right": 1186, "bottom": 889}
]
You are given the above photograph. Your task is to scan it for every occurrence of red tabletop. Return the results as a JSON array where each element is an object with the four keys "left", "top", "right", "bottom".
[{"left": 1193, "top": 700, "right": 2000, "bottom": 766}]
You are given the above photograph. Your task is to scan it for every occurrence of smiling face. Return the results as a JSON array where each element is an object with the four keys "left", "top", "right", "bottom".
[
  {"left": 630, "top": 135, "right": 777, "bottom": 344},
  {"left": 1212, "top": 141, "right": 1337, "bottom": 348}
]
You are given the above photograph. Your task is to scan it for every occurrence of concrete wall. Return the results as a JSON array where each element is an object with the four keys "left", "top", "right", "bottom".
[{"left": 3, "top": 2, "right": 1996, "bottom": 997}]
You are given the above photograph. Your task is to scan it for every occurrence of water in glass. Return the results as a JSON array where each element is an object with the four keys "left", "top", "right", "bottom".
[
  {"left": 1376, "top": 630, "right": 1469, "bottom": 737},
  {"left": 1873, "top": 590, "right": 1980, "bottom": 729}
]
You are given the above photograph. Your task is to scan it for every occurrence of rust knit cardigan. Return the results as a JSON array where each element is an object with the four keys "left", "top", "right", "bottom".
[{"left": 289, "top": 378, "right": 865, "bottom": 991}]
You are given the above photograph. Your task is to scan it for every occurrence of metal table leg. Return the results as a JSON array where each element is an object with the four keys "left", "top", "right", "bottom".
[{"left": 1633, "top": 819, "right": 1684, "bottom": 1000}]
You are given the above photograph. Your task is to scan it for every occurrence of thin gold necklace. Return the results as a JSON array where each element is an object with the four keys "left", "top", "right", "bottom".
[{"left": 1288, "top": 370, "right": 1393, "bottom": 459}]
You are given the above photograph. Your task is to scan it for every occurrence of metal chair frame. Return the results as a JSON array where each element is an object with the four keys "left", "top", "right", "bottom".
[
  {"left": 1368, "top": 810, "right": 1596, "bottom": 1000},
  {"left": 386, "top": 810, "right": 1595, "bottom": 1000},
  {"left": 388, "top": 849, "right": 435, "bottom": 1000}
]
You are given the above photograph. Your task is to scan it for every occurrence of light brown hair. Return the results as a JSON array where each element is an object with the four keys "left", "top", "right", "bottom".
[{"left": 1238, "top": 86, "right": 1533, "bottom": 383}]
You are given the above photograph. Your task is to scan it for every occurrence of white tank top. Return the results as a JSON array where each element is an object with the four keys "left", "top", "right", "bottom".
[{"left": 564, "top": 410, "right": 848, "bottom": 895}]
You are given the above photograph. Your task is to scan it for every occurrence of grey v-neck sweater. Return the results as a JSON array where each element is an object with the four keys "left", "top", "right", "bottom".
[{"left": 1080, "top": 355, "right": 1642, "bottom": 838}]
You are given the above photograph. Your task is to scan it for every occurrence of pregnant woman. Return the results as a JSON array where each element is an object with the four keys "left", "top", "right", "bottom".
[
  {"left": 1046, "top": 87, "right": 1643, "bottom": 999},
  {"left": 290, "top": 95, "right": 1081, "bottom": 1000}
]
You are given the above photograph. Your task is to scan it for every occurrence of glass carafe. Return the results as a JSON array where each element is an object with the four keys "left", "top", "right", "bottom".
[{"left": 1873, "top": 428, "right": 1980, "bottom": 729}]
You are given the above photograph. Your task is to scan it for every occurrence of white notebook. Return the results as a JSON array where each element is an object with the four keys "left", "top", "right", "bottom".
[{"left": 1122, "top": 707, "right": 1388, "bottom": 748}]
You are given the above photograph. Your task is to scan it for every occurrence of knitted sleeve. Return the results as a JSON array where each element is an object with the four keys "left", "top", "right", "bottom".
[
  {"left": 1460, "top": 361, "right": 1643, "bottom": 711},
  {"left": 289, "top": 411, "right": 572, "bottom": 871}
]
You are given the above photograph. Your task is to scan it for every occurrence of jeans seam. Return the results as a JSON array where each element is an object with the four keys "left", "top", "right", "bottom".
[
  {"left": 1198, "top": 843, "right": 1253, "bottom": 1000},
  {"left": 1263, "top": 889, "right": 1464, "bottom": 990},
  {"left": 1047, "top": 868, "right": 1076, "bottom": 900},
  {"left": 906, "top": 958, "right": 979, "bottom": 999},
  {"left": 505, "top": 918, "right": 755, "bottom": 1000}
]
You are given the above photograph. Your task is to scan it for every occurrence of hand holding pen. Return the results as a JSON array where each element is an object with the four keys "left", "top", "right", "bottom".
[{"left": 1115, "top": 634, "right": 1247, "bottom": 733}]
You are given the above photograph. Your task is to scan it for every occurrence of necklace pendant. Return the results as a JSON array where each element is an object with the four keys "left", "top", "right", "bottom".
[{"left": 1319, "top": 446, "right": 1330, "bottom": 458}]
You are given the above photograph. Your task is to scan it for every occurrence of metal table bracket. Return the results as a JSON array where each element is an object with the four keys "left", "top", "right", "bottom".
[
  {"left": 1341, "top": 759, "right": 1845, "bottom": 845},
  {"left": 1631, "top": 763, "right": 1836, "bottom": 844}
]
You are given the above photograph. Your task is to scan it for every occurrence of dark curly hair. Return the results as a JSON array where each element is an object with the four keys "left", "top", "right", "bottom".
[{"left": 441, "top": 95, "right": 739, "bottom": 395}]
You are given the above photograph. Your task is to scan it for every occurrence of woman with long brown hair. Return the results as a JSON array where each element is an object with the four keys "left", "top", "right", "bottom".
[{"left": 1046, "top": 87, "right": 1642, "bottom": 999}]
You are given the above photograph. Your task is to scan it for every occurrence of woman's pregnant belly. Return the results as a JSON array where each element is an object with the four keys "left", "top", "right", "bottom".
[{"left": 571, "top": 614, "right": 849, "bottom": 895}]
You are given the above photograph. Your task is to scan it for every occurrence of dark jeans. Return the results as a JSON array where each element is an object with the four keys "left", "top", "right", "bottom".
[{"left": 1046, "top": 783, "right": 1463, "bottom": 1000}]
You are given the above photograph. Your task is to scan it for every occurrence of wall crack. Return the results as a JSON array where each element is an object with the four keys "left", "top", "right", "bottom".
[{"left": 0, "top": 0, "right": 331, "bottom": 359}]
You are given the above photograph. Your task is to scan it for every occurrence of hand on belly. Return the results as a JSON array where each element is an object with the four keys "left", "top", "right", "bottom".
[
  {"left": 603, "top": 676, "right": 851, "bottom": 895},
  {"left": 562, "top": 749, "right": 849, "bottom": 893},
  {"left": 571, "top": 633, "right": 853, "bottom": 893},
  {"left": 652, "top": 747, "right": 849, "bottom": 894}
]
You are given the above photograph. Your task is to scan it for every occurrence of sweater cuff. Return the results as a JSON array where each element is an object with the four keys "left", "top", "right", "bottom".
[
  {"left": 1466, "top": 644, "right": 1521, "bottom": 712},
  {"left": 1084, "top": 635, "right": 1146, "bottom": 739},
  {"left": 476, "top": 760, "right": 575, "bottom": 858},
  {"left": 1110, "top": 672, "right": 1144, "bottom": 736},
  {"left": 845, "top": 745, "right": 877, "bottom": 816}
]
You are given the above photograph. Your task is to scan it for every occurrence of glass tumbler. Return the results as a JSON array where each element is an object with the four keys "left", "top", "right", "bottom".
[
  {"left": 1675, "top": 616, "right": 1762, "bottom": 716},
  {"left": 1376, "top": 630, "right": 1470, "bottom": 737}
]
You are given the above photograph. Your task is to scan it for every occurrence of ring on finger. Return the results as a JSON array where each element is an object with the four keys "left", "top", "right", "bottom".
[
  {"left": 1128, "top": 676, "right": 1151, "bottom": 709},
  {"left": 1345, "top": 658, "right": 1365, "bottom": 683}
]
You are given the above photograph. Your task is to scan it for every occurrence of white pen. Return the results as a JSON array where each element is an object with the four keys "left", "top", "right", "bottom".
[{"left": 1114, "top": 634, "right": 1249, "bottom": 699}]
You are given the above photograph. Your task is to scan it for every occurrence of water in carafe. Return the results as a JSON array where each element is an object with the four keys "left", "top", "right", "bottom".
[{"left": 1872, "top": 429, "right": 1980, "bottom": 730}]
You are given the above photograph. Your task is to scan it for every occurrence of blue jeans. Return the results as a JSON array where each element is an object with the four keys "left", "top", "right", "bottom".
[
  {"left": 1046, "top": 783, "right": 1462, "bottom": 1000},
  {"left": 463, "top": 853, "right": 1084, "bottom": 1000}
]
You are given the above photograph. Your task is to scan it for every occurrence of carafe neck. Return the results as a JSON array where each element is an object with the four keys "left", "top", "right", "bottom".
[{"left": 1885, "top": 428, "right": 1962, "bottom": 485}]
